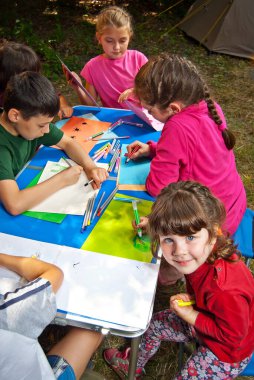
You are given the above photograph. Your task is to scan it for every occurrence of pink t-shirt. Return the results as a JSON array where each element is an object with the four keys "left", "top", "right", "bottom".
[
  {"left": 80, "top": 50, "right": 148, "bottom": 108},
  {"left": 146, "top": 101, "right": 246, "bottom": 234}
]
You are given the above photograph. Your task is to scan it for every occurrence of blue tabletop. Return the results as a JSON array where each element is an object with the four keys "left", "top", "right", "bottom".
[{"left": 0, "top": 106, "right": 160, "bottom": 249}]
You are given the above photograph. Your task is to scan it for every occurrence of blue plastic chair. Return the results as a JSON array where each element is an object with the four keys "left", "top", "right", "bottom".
[
  {"left": 233, "top": 208, "right": 254, "bottom": 375},
  {"left": 233, "top": 208, "right": 254, "bottom": 266}
]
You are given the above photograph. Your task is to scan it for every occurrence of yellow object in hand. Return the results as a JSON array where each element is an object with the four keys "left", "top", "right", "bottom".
[{"left": 177, "top": 299, "right": 196, "bottom": 307}]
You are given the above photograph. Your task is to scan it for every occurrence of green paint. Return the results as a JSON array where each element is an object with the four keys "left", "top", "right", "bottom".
[{"left": 133, "top": 234, "right": 150, "bottom": 252}]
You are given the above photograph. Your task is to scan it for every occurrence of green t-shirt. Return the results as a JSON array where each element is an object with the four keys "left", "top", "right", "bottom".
[{"left": 0, "top": 123, "right": 64, "bottom": 180}]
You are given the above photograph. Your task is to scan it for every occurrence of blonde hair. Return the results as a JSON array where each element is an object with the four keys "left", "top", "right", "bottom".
[{"left": 96, "top": 6, "right": 133, "bottom": 37}]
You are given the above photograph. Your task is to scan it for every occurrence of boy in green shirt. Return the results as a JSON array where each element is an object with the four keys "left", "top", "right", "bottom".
[{"left": 0, "top": 71, "right": 108, "bottom": 215}]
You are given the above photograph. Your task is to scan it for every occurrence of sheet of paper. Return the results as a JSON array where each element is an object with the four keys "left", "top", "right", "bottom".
[
  {"left": 118, "top": 144, "right": 150, "bottom": 190},
  {"left": 23, "top": 171, "right": 66, "bottom": 223},
  {"left": 28, "top": 160, "right": 98, "bottom": 215},
  {"left": 0, "top": 233, "right": 160, "bottom": 330},
  {"left": 82, "top": 193, "right": 153, "bottom": 262},
  {"left": 60, "top": 117, "right": 111, "bottom": 154},
  {"left": 124, "top": 100, "right": 164, "bottom": 131}
]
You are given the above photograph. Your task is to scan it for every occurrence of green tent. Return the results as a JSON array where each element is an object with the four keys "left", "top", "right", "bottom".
[{"left": 180, "top": 0, "right": 254, "bottom": 59}]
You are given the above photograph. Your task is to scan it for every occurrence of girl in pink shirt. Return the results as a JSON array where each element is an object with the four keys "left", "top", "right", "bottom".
[
  {"left": 103, "top": 181, "right": 254, "bottom": 379},
  {"left": 66, "top": 6, "right": 147, "bottom": 108},
  {"left": 127, "top": 53, "right": 246, "bottom": 236}
]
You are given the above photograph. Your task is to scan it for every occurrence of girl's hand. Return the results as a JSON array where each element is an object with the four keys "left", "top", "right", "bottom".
[
  {"left": 127, "top": 141, "right": 150, "bottom": 160},
  {"left": 60, "top": 165, "right": 83, "bottom": 186},
  {"left": 86, "top": 167, "right": 108, "bottom": 189},
  {"left": 132, "top": 216, "right": 149, "bottom": 234},
  {"left": 58, "top": 105, "right": 73, "bottom": 120},
  {"left": 64, "top": 69, "right": 82, "bottom": 90},
  {"left": 118, "top": 88, "right": 134, "bottom": 103},
  {"left": 170, "top": 293, "right": 198, "bottom": 326}
]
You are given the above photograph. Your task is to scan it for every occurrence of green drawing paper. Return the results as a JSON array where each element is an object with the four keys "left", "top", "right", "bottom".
[
  {"left": 23, "top": 171, "right": 66, "bottom": 224},
  {"left": 82, "top": 194, "right": 153, "bottom": 262}
]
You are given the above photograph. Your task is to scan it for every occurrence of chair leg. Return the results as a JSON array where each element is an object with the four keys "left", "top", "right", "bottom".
[{"left": 178, "top": 342, "right": 185, "bottom": 371}]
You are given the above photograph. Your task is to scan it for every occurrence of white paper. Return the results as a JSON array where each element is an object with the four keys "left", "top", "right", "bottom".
[
  {"left": 28, "top": 160, "right": 108, "bottom": 215},
  {"left": 0, "top": 233, "right": 160, "bottom": 331}
]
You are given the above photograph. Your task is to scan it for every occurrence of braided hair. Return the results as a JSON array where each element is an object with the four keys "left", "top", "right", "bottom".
[{"left": 135, "top": 53, "right": 235, "bottom": 150}]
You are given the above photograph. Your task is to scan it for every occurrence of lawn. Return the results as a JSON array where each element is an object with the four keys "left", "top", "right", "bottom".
[{"left": 1, "top": 0, "right": 253, "bottom": 378}]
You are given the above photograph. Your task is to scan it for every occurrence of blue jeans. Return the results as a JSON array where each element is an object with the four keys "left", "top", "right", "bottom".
[{"left": 47, "top": 355, "right": 76, "bottom": 380}]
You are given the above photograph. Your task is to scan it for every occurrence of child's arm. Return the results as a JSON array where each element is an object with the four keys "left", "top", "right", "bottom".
[
  {"left": 126, "top": 140, "right": 151, "bottom": 160},
  {"left": 118, "top": 88, "right": 134, "bottom": 103},
  {"left": 170, "top": 293, "right": 199, "bottom": 326},
  {"left": 58, "top": 94, "right": 73, "bottom": 119},
  {"left": 65, "top": 70, "right": 98, "bottom": 106},
  {"left": 132, "top": 216, "right": 149, "bottom": 234},
  {"left": 56, "top": 134, "right": 108, "bottom": 188},
  {"left": 0, "top": 253, "right": 63, "bottom": 293},
  {"left": 0, "top": 164, "right": 83, "bottom": 215}
]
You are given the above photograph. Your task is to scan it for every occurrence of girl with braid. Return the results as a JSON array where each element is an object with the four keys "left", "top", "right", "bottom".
[
  {"left": 127, "top": 53, "right": 246, "bottom": 237},
  {"left": 103, "top": 181, "right": 254, "bottom": 380}
]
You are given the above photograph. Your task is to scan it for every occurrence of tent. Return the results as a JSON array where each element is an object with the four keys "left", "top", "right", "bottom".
[{"left": 179, "top": 0, "right": 254, "bottom": 59}]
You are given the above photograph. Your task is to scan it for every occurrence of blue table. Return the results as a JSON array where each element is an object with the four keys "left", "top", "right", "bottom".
[
  {"left": 0, "top": 105, "right": 161, "bottom": 380},
  {"left": 0, "top": 105, "right": 159, "bottom": 249}
]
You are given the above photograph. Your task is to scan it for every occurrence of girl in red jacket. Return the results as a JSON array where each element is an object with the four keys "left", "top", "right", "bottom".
[{"left": 104, "top": 181, "right": 254, "bottom": 379}]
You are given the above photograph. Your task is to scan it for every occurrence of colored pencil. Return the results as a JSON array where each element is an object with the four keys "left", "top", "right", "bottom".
[
  {"left": 87, "top": 194, "right": 96, "bottom": 225},
  {"left": 97, "top": 187, "right": 118, "bottom": 216},
  {"left": 132, "top": 200, "right": 142, "bottom": 238},
  {"left": 92, "top": 136, "right": 130, "bottom": 141},
  {"left": 85, "top": 131, "right": 104, "bottom": 141},
  {"left": 92, "top": 191, "right": 105, "bottom": 221},
  {"left": 93, "top": 143, "right": 110, "bottom": 155},
  {"left": 84, "top": 179, "right": 94, "bottom": 187},
  {"left": 108, "top": 119, "right": 123, "bottom": 131},
  {"left": 114, "top": 156, "right": 120, "bottom": 173},
  {"left": 125, "top": 145, "right": 141, "bottom": 163},
  {"left": 177, "top": 299, "right": 196, "bottom": 307},
  {"left": 122, "top": 121, "right": 143, "bottom": 127},
  {"left": 108, "top": 148, "right": 120, "bottom": 173}
]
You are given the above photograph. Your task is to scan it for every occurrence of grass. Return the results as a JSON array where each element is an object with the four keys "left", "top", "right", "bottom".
[{"left": 1, "top": 1, "right": 254, "bottom": 378}]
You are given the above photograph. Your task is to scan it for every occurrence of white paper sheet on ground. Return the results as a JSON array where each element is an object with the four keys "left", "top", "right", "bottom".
[
  {"left": 0, "top": 233, "right": 160, "bottom": 330},
  {"left": 28, "top": 160, "right": 108, "bottom": 215}
]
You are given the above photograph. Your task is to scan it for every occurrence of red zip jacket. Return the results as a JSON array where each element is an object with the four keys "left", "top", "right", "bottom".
[{"left": 186, "top": 257, "right": 254, "bottom": 363}]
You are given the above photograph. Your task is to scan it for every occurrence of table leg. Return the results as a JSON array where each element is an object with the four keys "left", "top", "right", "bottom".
[{"left": 128, "top": 335, "right": 142, "bottom": 379}]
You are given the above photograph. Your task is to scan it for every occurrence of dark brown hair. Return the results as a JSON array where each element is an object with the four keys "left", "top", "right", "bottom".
[
  {"left": 149, "top": 181, "right": 239, "bottom": 264},
  {"left": 0, "top": 40, "right": 41, "bottom": 93},
  {"left": 4, "top": 71, "right": 59, "bottom": 119},
  {"left": 135, "top": 53, "right": 235, "bottom": 150}
]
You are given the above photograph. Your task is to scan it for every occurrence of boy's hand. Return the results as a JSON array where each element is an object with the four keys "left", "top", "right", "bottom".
[
  {"left": 87, "top": 167, "right": 108, "bottom": 189},
  {"left": 127, "top": 141, "right": 150, "bottom": 160},
  {"left": 60, "top": 165, "right": 83, "bottom": 186},
  {"left": 132, "top": 216, "right": 149, "bottom": 234},
  {"left": 170, "top": 293, "right": 198, "bottom": 326},
  {"left": 118, "top": 88, "right": 134, "bottom": 103}
]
